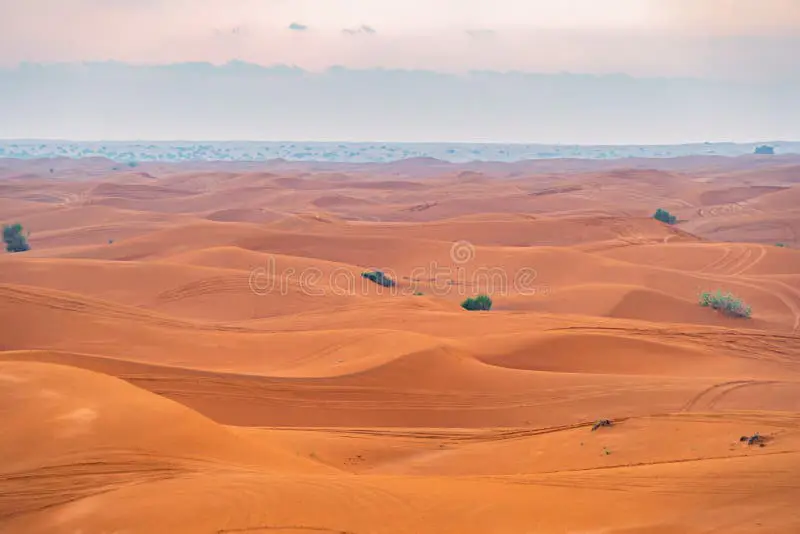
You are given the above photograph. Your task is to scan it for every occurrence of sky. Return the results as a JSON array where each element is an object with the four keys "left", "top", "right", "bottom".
[
  {"left": 1, "top": 1, "right": 798, "bottom": 143},
  {"left": 1, "top": 0, "right": 799, "bottom": 80}
]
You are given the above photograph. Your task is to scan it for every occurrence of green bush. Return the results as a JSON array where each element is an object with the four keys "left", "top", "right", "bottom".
[
  {"left": 3, "top": 223, "right": 30, "bottom": 253},
  {"left": 461, "top": 294, "right": 492, "bottom": 311},
  {"left": 653, "top": 208, "right": 677, "bottom": 225},
  {"left": 776, "top": 243, "right": 787, "bottom": 247},
  {"left": 361, "top": 270, "right": 395, "bottom": 287},
  {"left": 699, "top": 290, "right": 751, "bottom": 318}
]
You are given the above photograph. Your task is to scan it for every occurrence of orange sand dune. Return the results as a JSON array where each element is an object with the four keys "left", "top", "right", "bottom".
[
  {"left": 3, "top": 204, "right": 196, "bottom": 252},
  {"left": 3, "top": 156, "right": 800, "bottom": 532},
  {"left": 2, "top": 360, "right": 799, "bottom": 533},
  {"left": 601, "top": 241, "right": 800, "bottom": 275},
  {"left": 680, "top": 184, "right": 800, "bottom": 246},
  {"left": 0, "top": 360, "right": 331, "bottom": 473},
  {"left": 88, "top": 181, "right": 196, "bottom": 201},
  {"left": 749, "top": 183, "right": 800, "bottom": 211},
  {"left": 0, "top": 257, "right": 372, "bottom": 320},
  {"left": 471, "top": 330, "right": 779, "bottom": 377},
  {"left": 701, "top": 163, "right": 800, "bottom": 186},
  {"left": 332, "top": 214, "right": 697, "bottom": 247},
  {"left": 0, "top": 347, "right": 745, "bottom": 429},
  {"left": 0, "top": 197, "right": 55, "bottom": 222},
  {"left": 205, "top": 207, "right": 288, "bottom": 223},
  {"left": 698, "top": 185, "right": 788, "bottom": 206},
  {"left": 684, "top": 211, "right": 800, "bottom": 247},
  {"left": 0, "top": 284, "right": 457, "bottom": 372}
]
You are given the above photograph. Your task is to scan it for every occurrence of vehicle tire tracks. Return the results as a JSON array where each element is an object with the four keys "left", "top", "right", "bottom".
[{"left": 681, "top": 380, "right": 783, "bottom": 412}]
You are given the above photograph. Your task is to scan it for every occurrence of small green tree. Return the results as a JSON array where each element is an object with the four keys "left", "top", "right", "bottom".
[
  {"left": 361, "top": 270, "right": 396, "bottom": 287},
  {"left": 699, "top": 290, "right": 751, "bottom": 318},
  {"left": 653, "top": 208, "right": 677, "bottom": 225},
  {"left": 462, "top": 294, "right": 492, "bottom": 311},
  {"left": 3, "top": 223, "right": 30, "bottom": 253}
]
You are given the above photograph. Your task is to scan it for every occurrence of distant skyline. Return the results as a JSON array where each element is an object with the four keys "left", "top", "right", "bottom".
[{"left": 1, "top": 1, "right": 799, "bottom": 81}]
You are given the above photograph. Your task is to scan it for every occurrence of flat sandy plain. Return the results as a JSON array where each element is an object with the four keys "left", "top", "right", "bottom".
[{"left": 2, "top": 154, "right": 800, "bottom": 533}]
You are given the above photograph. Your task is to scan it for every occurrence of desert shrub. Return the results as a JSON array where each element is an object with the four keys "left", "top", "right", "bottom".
[
  {"left": 361, "top": 270, "right": 395, "bottom": 287},
  {"left": 776, "top": 243, "right": 787, "bottom": 247},
  {"left": 461, "top": 294, "right": 492, "bottom": 311},
  {"left": 592, "top": 419, "right": 613, "bottom": 431},
  {"left": 653, "top": 208, "right": 677, "bottom": 225},
  {"left": 699, "top": 290, "right": 751, "bottom": 318},
  {"left": 3, "top": 223, "right": 30, "bottom": 253}
]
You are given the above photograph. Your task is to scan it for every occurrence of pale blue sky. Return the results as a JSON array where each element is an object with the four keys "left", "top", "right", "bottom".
[
  {"left": 1, "top": 1, "right": 798, "bottom": 142},
  {"left": 1, "top": 0, "right": 799, "bottom": 80}
]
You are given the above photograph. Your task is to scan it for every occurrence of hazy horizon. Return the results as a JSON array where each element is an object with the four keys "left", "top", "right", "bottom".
[
  {"left": 2, "top": 1, "right": 798, "bottom": 143},
  {"left": 2, "top": 62, "right": 799, "bottom": 144}
]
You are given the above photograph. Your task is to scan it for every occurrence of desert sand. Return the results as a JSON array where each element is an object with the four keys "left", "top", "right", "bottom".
[{"left": 2, "top": 155, "right": 800, "bottom": 533}]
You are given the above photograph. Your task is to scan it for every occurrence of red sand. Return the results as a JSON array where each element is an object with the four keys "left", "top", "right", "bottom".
[{"left": 2, "top": 156, "right": 800, "bottom": 533}]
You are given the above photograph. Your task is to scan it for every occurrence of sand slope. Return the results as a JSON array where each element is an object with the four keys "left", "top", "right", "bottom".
[{"left": 3, "top": 156, "right": 800, "bottom": 532}]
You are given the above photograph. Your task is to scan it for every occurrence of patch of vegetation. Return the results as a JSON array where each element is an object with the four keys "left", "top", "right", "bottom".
[
  {"left": 413, "top": 291, "right": 424, "bottom": 296},
  {"left": 461, "top": 294, "right": 492, "bottom": 311},
  {"left": 754, "top": 145, "right": 775, "bottom": 155},
  {"left": 699, "top": 290, "right": 751, "bottom": 318},
  {"left": 740, "top": 433, "right": 767, "bottom": 447},
  {"left": 776, "top": 243, "right": 787, "bottom": 247},
  {"left": 592, "top": 419, "right": 613, "bottom": 431},
  {"left": 3, "top": 223, "right": 30, "bottom": 253},
  {"left": 653, "top": 208, "right": 677, "bottom": 225},
  {"left": 361, "top": 270, "right": 395, "bottom": 287}
]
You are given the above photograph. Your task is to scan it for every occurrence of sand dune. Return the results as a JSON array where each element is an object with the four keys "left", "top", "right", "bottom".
[
  {"left": 205, "top": 207, "right": 288, "bottom": 223},
  {"left": 3, "top": 156, "right": 800, "bottom": 532},
  {"left": 0, "top": 360, "right": 330, "bottom": 472},
  {"left": 472, "top": 330, "right": 772, "bottom": 377}
]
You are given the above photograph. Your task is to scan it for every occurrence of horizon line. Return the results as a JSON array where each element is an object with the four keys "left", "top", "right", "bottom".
[
  {"left": 0, "top": 60, "right": 760, "bottom": 83},
  {"left": 1, "top": 138, "right": 795, "bottom": 148}
]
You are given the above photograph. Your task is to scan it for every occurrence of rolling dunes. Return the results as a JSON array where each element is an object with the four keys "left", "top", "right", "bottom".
[{"left": 2, "top": 155, "right": 800, "bottom": 533}]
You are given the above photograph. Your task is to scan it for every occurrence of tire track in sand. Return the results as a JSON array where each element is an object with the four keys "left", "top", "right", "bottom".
[
  {"left": 675, "top": 244, "right": 800, "bottom": 333},
  {"left": 745, "top": 277, "right": 800, "bottom": 333},
  {"left": 729, "top": 245, "right": 767, "bottom": 275},
  {"left": 698, "top": 245, "right": 735, "bottom": 274},
  {"left": 681, "top": 380, "right": 783, "bottom": 412}
]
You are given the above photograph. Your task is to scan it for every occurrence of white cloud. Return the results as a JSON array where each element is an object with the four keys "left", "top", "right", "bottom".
[{"left": 342, "top": 25, "right": 377, "bottom": 35}]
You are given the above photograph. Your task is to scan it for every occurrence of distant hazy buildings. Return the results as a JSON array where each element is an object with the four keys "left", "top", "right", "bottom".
[{"left": 2, "top": 140, "right": 799, "bottom": 164}]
